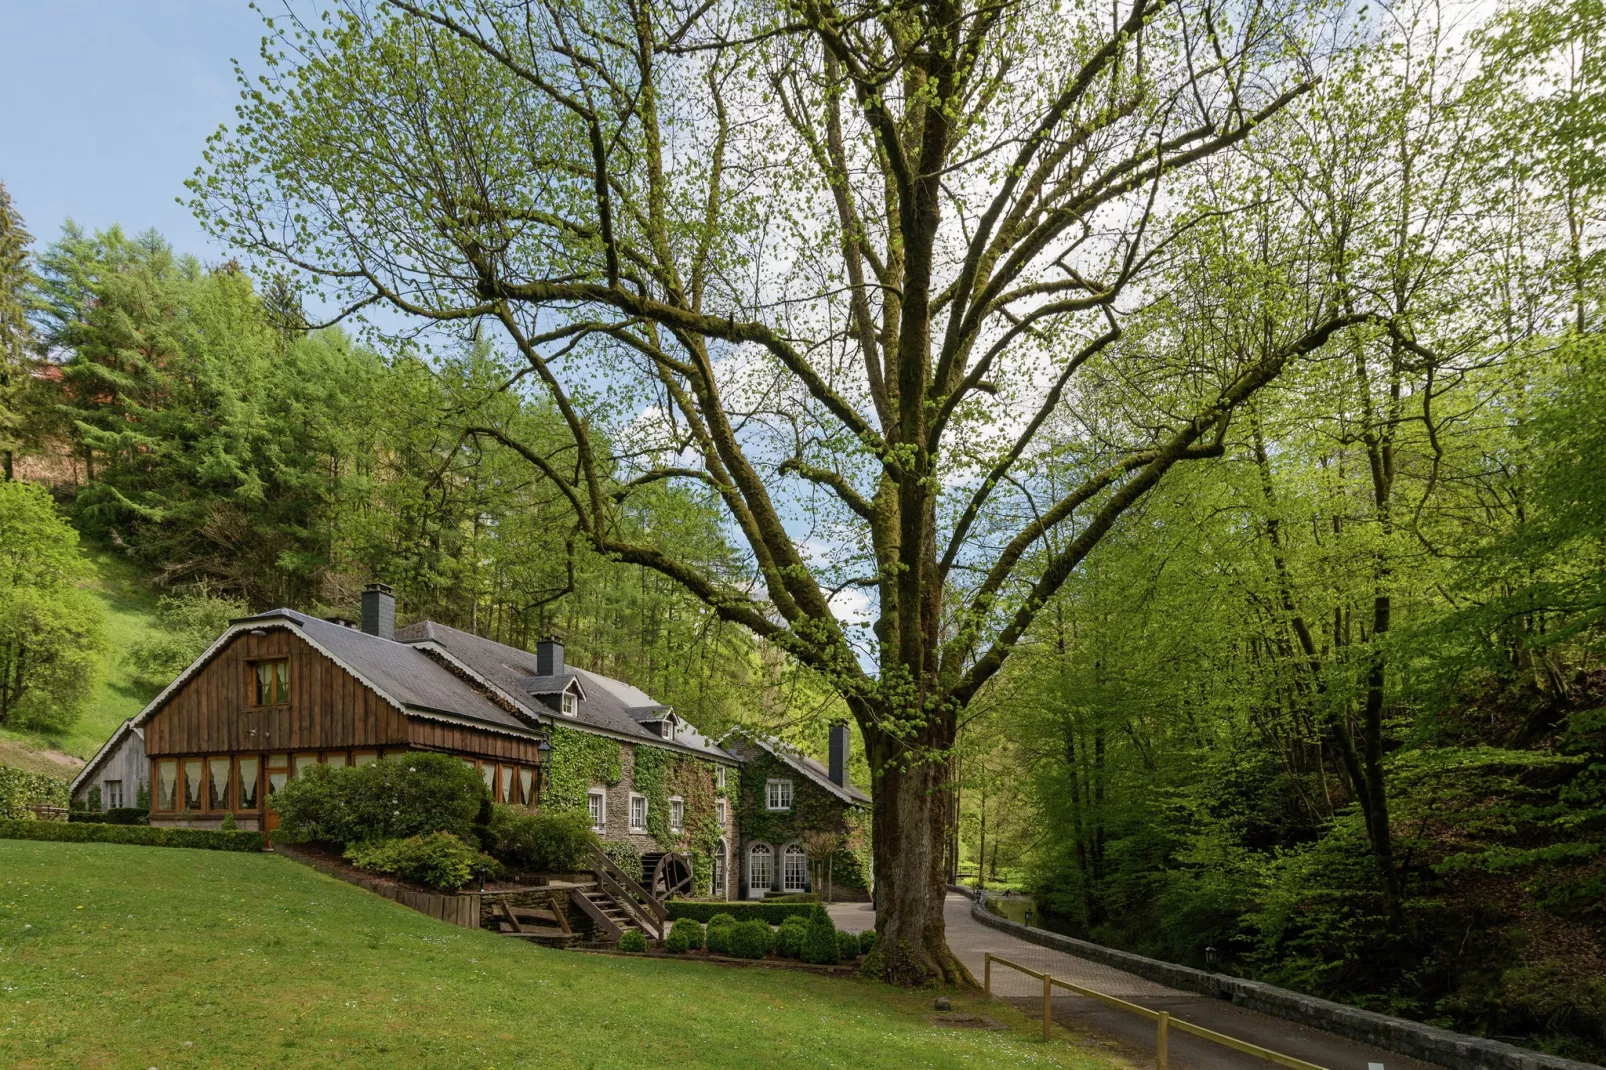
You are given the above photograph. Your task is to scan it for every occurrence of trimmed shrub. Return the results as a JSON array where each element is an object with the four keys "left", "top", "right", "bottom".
[
  {"left": 486, "top": 806, "right": 598, "bottom": 872},
  {"left": 0, "top": 819, "right": 259, "bottom": 851},
  {"left": 666, "top": 901, "right": 817, "bottom": 925},
  {"left": 343, "top": 832, "right": 495, "bottom": 892},
  {"left": 220, "top": 812, "right": 238, "bottom": 831},
  {"left": 680, "top": 919, "right": 704, "bottom": 950},
  {"left": 68, "top": 808, "right": 147, "bottom": 825},
  {"left": 706, "top": 912, "right": 739, "bottom": 930},
  {"left": 859, "top": 929, "right": 877, "bottom": 956},
  {"left": 665, "top": 921, "right": 692, "bottom": 953},
  {"left": 270, "top": 753, "right": 487, "bottom": 845},
  {"left": 776, "top": 915, "right": 808, "bottom": 958},
  {"left": 618, "top": 929, "right": 648, "bottom": 953},
  {"left": 837, "top": 929, "right": 861, "bottom": 960},
  {"left": 729, "top": 919, "right": 774, "bottom": 959},
  {"left": 705, "top": 921, "right": 734, "bottom": 955},
  {"left": 801, "top": 907, "right": 840, "bottom": 965}
]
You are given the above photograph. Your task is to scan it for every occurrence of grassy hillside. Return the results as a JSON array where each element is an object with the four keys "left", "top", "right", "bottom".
[
  {"left": 0, "top": 840, "right": 1121, "bottom": 1069},
  {"left": 0, "top": 549, "right": 164, "bottom": 775}
]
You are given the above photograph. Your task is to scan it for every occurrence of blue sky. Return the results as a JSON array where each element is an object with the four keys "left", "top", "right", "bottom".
[{"left": 0, "top": 1, "right": 267, "bottom": 258}]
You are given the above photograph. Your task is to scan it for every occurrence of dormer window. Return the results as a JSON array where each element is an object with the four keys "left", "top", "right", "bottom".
[
  {"left": 562, "top": 690, "right": 577, "bottom": 717},
  {"left": 660, "top": 720, "right": 674, "bottom": 740}
]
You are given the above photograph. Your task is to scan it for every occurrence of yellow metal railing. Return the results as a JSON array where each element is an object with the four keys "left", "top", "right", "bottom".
[{"left": 983, "top": 953, "right": 1330, "bottom": 1070}]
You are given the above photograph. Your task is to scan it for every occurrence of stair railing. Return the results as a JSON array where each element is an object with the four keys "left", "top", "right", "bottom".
[{"left": 591, "top": 846, "right": 669, "bottom": 934}]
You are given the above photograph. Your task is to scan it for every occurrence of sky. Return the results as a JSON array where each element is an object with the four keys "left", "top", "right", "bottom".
[{"left": 0, "top": 1, "right": 269, "bottom": 258}]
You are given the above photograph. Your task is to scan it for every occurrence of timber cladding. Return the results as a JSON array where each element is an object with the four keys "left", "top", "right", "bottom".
[{"left": 144, "top": 628, "right": 410, "bottom": 757}]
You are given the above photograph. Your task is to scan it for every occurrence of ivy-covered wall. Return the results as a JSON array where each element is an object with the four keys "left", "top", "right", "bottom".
[
  {"left": 632, "top": 744, "right": 734, "bottom": 896},
  {"left": 735, "top": 749, "right": 870, "bottom": 892},
  {"left": 539, "top": 725, "right": 623, "bottom": 813}
]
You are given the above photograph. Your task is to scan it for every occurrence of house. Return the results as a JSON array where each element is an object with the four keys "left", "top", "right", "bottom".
[
  {"left": 71, "top": 582, "right": 871, "bottom": 901},
  {"left": 69, "top": 718, "right": 148, "bottom": 811}
]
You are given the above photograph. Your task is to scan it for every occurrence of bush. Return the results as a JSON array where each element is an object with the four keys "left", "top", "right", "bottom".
[
  {"left": 0, "top": 819, "right": 260, "bottom": 851},
  {"left": 837, "top": 929, "right": 861, "bottom": 960},
  {"left": 729, "top": 919, "right": 774, "bottom": 959},
  {"left": 776, "top": 915, "right": 808, "bottom": 958},
  {"left": 343, "top": 831, "right": 494, "bottom": 892},
  {"left": 859, "top": 929, "right": 877, "bottom": 956},
  {"left": 220, "top": 812, "right": 238, "bottom": 831},
  {"left": 269, "top": 753, "right": 487, "bottom": 845},
  {"left": 666, "top": 901, "right": 818, "bottom": 925},
  {"left": 69, "top": 808, "right": 148, "bottom": 824},
  {"left": 706, "top": 912, "right": 739, "bottom": 930},
  {"left": 87, "top": 785, "right": 102, "bottom": 812},
  {"left": 618, "top": 929, "right": 648, "bottom": 952},
  {"left": 680, "top": 918, "right": 705, "bottom": 950},
  {"left": 802, "top": 907, "right": 840, "bottom": 965},
  {"left": 0, "top": 766, "right": 70, "bottom": 821},
  {"left": 486, "top": 806, "right": 598, "bottom": 872},
  {"left": 705, "top": 921, "right": 734, "bottom": 955},
  {"left": 665, "top": 921, "right": 693, "bottom": 953},
  {"left": 601, "top": 839, "right": 642, "bottom": 877}
]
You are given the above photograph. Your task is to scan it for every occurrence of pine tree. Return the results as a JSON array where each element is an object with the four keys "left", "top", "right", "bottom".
[{"left": 0, "top": 181, "right": 36, "bottom": 481}]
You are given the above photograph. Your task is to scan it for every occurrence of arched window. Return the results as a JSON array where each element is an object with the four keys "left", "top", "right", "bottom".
[
  {"left": 748, "top": 843, "right": 772, "bottom": 895},
  {"left": 782, "top": 844, "right": 808, "bottom": 893},
  {"left": 712, "top": 838, "right": 728, "bottom": 899}
]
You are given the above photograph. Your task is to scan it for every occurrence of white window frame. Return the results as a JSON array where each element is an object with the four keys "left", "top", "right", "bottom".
[
  {"left": 629, "top": 792, "right": 648, "bottom": 832},
  {"left": 588, "top": 788, "right": 607, "bottom": 831},
  {"left": 715, "top": 798, "right": 726, "bottom": 826},
  {"left": 104, "top": 780, "right": 124, "bottom": 809},
  {"left": 669, "top": 795, "right": 684, "bottom": 832},
  {"left": 766, "top": 778, "right": 793, "bottom": 811},
  {"left": 716, "top": 766, "right": 726, "bottom": 789},
  {"left": 782, "top": 844, "right": 808, "bottom": 893},
  {"left": 561, "top": 690, "right": 578, "bottom": 717},
  {"left": 748, "top": 843, "right": 773, "bottom": 894}
]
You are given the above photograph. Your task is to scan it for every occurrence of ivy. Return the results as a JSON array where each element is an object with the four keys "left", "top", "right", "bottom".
[
  {"left": 540, "top": 726, "right": 622, "bottom": 814},
  {"left": 633, "top": 743, "right": 728, "bottom": 894},
  {"left": 736, "top": 752, "right": 871, "bottom": 889},
  {"left": 0, "top": 766, "right": 70, "bottom": 820}
]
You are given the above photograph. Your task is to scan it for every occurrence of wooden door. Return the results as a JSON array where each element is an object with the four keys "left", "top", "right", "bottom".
[{"left": 263, "top": 753, "right": 289, "bottom": 832}]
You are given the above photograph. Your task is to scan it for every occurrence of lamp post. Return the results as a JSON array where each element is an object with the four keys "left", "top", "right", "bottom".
[{"left": 1205, "top": 946, "right": 1218, "bottom": 972}]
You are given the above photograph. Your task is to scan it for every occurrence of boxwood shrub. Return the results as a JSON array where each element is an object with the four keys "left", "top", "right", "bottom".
[
  {"left": 836, "top": 929, "right": 861, "bottom": 960},
  {"left": 665, "top": 922, "right": 692, "bottom": 953},
  {"left": 0, "top": 819, "right": 261, "bottom": 852},
  {"left": 859, "top": 929, "right": 877, "bottom": 956},
  {"left": 728, "top": 919, "right": 774, "bottom": 959},
  {"left": 67, "top": 807, "right": 149, "bottom": 825},
  {"left": 776, "top": 915, "right": 808, "bottom": 958},
  {"left": 666, "top": 901, "right": 817, "bottom": 925},
  {"left": 618, "top": 929, "right": 648, "bottom": 952},
  {"left": 801, "top": 908, "right": 840, "bottom": 965},
  {"left": 675, "top": 918, "right": 705, "bottom": 950},
  {"left": 705, "top": 920, "right": 734, "bottom": 955}
]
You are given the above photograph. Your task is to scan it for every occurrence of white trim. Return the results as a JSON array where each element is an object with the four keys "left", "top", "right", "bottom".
[
  {"left": 668, "top": 795, "right": 684, "bottom": 833},
  {"left": 766, "top": 777, "right": 794, "bottom": 811},
  {"left": 588, "top": 788, "right": 607, "bottom": 831},
  {"left": 781, "top": 842, "right": 809, "bottom": 893},
  {"left": 716, "top": 766, "right": 726, "bottom": 789},
  {"left": 715, "top": 797, "right": 726, "bottom": 826},
  {"left": 561, "top": 691, "right": 578, "bottom": 718},
  {"left": 628, "top": 792, "right": 648, "bottom": 832},
  {"left": 747, "top": 842, "right": 773, "bottom": 897}
]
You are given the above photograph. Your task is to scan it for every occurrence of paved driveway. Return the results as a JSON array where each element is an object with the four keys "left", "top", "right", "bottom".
[{"left": 828, "top": 894, "right": 1445, "bottom": 1070}]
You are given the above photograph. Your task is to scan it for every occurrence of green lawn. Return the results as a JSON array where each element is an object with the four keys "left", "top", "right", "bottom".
[
  {"left": 0, "top": 841, "right": 1123, "bottom": 1069},
  {"left": 0, "top": 549, "right": 163, "bottom": 769}
]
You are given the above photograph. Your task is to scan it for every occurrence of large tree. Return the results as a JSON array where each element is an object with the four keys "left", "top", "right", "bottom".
[
  {"left": 0, "top": 181, "right": 35, "bottom": 481},
  {"left": 194, "top": 0, "right": 1375, "bottom": 982}
]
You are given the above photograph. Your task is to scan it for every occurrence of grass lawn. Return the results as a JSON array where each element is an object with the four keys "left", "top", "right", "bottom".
[
  {"left": 0, "top": 549, "right": 163, "bottom": 768},
  {"left": 0, "top": 841, "right": 1125, "bottom": 1069}
]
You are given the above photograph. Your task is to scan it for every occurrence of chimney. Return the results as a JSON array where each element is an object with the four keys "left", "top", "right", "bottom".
[
  {"left": 828, "top": 723, "right": 851, "bottom": 790},
  {"left": 536, "top": 636, "right": 565, "bottom": 677},
  {"left": 361, "top": 583, "right": 395, "bottom": 640}
]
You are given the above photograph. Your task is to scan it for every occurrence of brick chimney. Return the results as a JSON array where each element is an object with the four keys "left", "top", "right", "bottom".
[
  {"left": 829, "top": 723, "right": 851, "bottom": 790},
  {"left": 536, "top": 636, "right": 565, "bottom": 677},
  {"left": 361, "top": 583, "right": 395, "bottom": 640}
]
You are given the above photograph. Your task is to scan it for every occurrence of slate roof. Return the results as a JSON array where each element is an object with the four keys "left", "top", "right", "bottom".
[
  {"left": 723, "top": 730, "right": 872, "bottom": 805},
  {"left": 396, "top": 620, "right": 737, "bottom": 763}
]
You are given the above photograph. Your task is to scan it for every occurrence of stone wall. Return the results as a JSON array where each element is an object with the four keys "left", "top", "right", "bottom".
[{"left": 969, "top": 902, "right": 1601, "bottom": 1070}]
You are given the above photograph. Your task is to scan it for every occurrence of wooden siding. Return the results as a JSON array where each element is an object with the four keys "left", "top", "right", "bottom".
[
  {"left": 144, "top": 628, "right": 411, "bottom": 757},
  {"left": 70, "top": 729, "right": 148, "bottom": 808},
  {"left": 408, "top": 717, "right": 546, "bottom": 764}
]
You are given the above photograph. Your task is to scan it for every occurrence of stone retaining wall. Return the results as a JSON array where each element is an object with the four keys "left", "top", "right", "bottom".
[{"left": 969, "top": 902, "right": 1600, "bottom": 1070}]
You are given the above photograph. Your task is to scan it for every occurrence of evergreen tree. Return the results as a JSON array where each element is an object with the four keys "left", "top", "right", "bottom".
[{"left": 0, "top": 181, "right": 36, "bottom": 481}]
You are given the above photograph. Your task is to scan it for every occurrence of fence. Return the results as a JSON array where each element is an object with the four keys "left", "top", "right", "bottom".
[{"left": 984, "top": 952, "right": 1329, "bottom": 1070}]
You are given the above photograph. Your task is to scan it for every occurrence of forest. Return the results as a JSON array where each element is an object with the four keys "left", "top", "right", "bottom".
[{"left": 0, "top": 0, "right": 1602, "bottom": 1058}]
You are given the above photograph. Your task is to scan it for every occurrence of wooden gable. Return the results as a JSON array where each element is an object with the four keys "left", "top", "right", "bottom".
[{"left": 142, "top": 627, "right": 410, "bottom": 758}]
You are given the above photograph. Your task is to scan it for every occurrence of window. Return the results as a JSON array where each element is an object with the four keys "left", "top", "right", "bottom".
[
  {"left": 104, "top": 780, "right": 124, "bottom": 809},
  {"left": 588, "top": 789, "right": 607, "bottom": 831},
  {"left": 236, "top": 757, "right": 259, "bottom": 809},
  {"left": 659, "top": 721, "right": 674, "bottom": 740},
  {"left": 716, "top": 766, "right": 726, "bottom": 789},
  {"left": 324, "top": 752, "right": 348, "bottom": 769},
  {"left": 253, "top": 658, "right": 290, "bottom": 705},
  {"left": 715, "top": 798, "right": 726, "bottom": 826},
  {"left": 766, "top": 778, "right": 793, "bottom": 811},
  {"left": 518, "top": 766, "right": 535, "bottom": 807},
  {"left": 712, "top": 838, "right": 727, "bottom": 898},
  {"left": 267, "top": 754, "right": 289, "bottom": 799},
  {"left": 669, "top": 796, "right": 684, "bottom": 833},
  {"left": 157, "top": 760, "right": 177, "bottom": 811},
  {"left": 352, "top": 750, "right": 379, "bottom": 767},
  {"left": 782, "top": 844, "right": 808, "bottom": 892},
  {"left": 182, "top": 759, "right": 203, "bottom": 811},
  {"left": 748, "top": 843, "right": 772, "bottom": 892},
  {"left": 561, "top": 690, "right": 578, "bottom": 717},
  {"left": 629, "top": 793, "right": 648, "bottom": 831},
  {"left": 208, "top": 757, "right": 232, "bottom": 811},
  {"left": 293, "top": 753, "right": 317, "bottom": 778},
  {"left": 500, "top": 764, "right": 516, "bottom": 805},
  {"left": 480, "top": 764, "right": 496, "bottom": 795}
]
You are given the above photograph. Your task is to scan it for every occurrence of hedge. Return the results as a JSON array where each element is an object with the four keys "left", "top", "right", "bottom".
[
  {"left": 0, "top": 819, "right": 262, "bottom": 852},
  {"left": 0, "top": 766, "right": 70, "bottom": 820},
  {"left": 68, "top": 808, "right": 149, "bottom": 825},
  {"left": 666, "top": 901, "right": 818, "bottom": 924}
]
